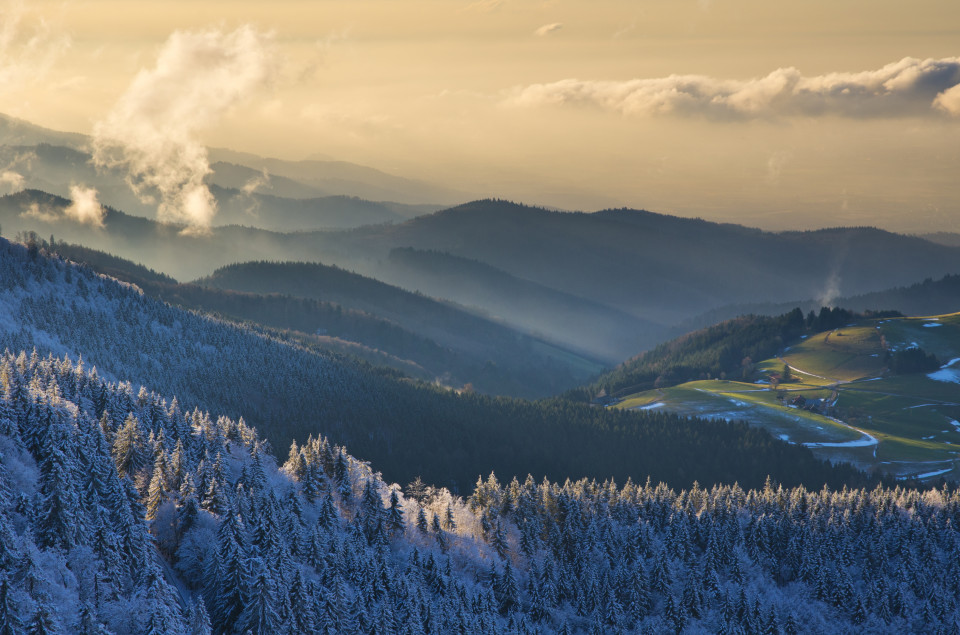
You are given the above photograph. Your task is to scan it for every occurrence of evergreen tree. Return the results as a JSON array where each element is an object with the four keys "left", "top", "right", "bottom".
[
  {"left": 26, "top": 599, "right": 57, "bottom": 635},
  {"left": 0, "top": 574, "right": 23, "bottom": 635},
  {"left": 387, "top": 489, "right": 405, "bottom": 536},
  {"left": 238, "top": 561, "right": 281, "bottom": 635}
]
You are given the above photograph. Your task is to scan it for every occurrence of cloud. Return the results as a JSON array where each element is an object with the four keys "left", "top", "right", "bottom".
[
  {"left": 242, "top": 169, "right": 271, "bottom": 196},
  {"left": 64, "top": 184, "right": 105, "bottom": 227},
  {"left": 92, "top": 26, "right": 276, "bottom": 233},
  {"left": 0, "top": 0, "right": 70, "bottom": 92},
  {"left": 0, "top": 171, "right": 24, "bottom": 193},
  {"left": 508, "top": 57, "right": 960, "bottom": 120},
  {"left": 535, "top": 23, "right": 563, "bottom": 37},
  {"left": 19, "top": 184, "right": 105, "bottom": 227},
  {"left": 20, "top": 202, "right": 60, "bottom": 224},
  {"left": 934, "top": 83, "right": 960, "bottom": 116}
]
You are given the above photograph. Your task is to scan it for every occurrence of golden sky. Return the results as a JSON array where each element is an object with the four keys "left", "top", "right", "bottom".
[{"left": 2, "top": 0, "right": 960, "bottom": 231}]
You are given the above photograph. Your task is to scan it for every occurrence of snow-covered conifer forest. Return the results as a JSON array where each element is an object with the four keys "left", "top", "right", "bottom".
[{"left": 2, "top": 237, "right": 960, "bottom": 633}]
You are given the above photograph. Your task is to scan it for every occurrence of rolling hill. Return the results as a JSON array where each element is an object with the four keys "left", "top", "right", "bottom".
[
  {"left": 601, "top": 309, "right": 960, "bottom": 481},
  {"left": 0, "top": 144, "right": 439, "bottom": 233},
  {"left": 295, "top": 200, "right": 960, "bottom": 327},
  {"left": 1, "top": 234, "right": 868, "bottom": 493},
  {"left": 45, "top": 239, "right": 606, "bottom": 398},
  {"left": 383, "top": 248, "right": 666, "bottom": 363}
]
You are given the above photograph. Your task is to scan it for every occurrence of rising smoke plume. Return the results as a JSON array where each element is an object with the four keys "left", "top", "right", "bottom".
[{"left": 92, "top": 26, "right": 276, "bottom": 233}]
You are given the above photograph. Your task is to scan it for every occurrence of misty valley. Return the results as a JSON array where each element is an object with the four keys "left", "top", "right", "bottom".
[{"left": 1, "top": 4, "right": 960, "bottom": 632}]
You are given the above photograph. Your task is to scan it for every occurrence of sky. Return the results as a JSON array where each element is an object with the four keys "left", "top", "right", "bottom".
[{"left": 1, "top": 0, "right": 959, "bottom": 232}]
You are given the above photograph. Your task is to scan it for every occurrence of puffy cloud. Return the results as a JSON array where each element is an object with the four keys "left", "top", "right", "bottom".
[
  {"left": 934, "top": 83, "right": 960, "bottom": 116},
  {"left": 508, "top": 57, "right": 960, "bottom": 120},
  {"left": 19, "top": 184, "right": 105, "bottom": 227},
  {"left": 0, "top": 171, "right": 24, "bottom": 193},
  {"left": 64, "top": 184, "right": 105, "bottom": 227},
  {"left": 534, "top": 23, "right": 563, "bottom": 37},
  {"left": 92, "top": 26, "right": 276, "bottom": 233}
]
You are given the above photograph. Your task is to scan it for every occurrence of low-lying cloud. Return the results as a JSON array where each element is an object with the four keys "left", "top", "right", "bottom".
[
  {"left": 0, "top": 170, "right": 24, "bottom": 193},
  {"left": 20, "top": 184, "right": 105, "bottom": 227},
  {"left": 92, "top": 26, "right": 276, "bottom": 233},
  {"left": 508, "top": 57, "right": 960, "bottom": 120},
  {"left": 64, "top": 184, "right": 105, "bottom": 227}
]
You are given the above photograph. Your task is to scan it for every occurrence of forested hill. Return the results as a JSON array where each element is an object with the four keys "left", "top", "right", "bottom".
[
  {"left": 37, "top": 239, "right": 604, "bottom": 399},
  {"left": 302, "top": 199, "right": 960, "bottom": 324},
  {"left": 194, "top": 259, "right": 609, "bottom": 391},
  {"left": 0, "top": 237, "right": 872, "bottom": 493},
  {"left": 2, "top": 351, "right": 955, "bottom": 633},
  {"left": 570, "top": 307, "right": 885, "bottom": 401},
  {"left": 677, "top": 272, "right": 960, "bottom": 332}
]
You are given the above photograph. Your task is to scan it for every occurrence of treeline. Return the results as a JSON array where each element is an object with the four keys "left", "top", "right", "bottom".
[{"left": 570, "top": 307, "right": 901, "bottom": 400}]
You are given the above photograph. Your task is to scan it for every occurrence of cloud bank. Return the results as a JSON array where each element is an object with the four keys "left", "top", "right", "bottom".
[
  {"left": 508, "top": 57, "right": 960, "bottom": 120},
  {"left": 92, "top": 26, "right": 275, "bottom": 232}
]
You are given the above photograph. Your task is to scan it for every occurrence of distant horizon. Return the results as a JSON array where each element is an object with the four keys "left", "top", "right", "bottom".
[{"left": 0, "top": 1, "right": 958, "bottom": 233}]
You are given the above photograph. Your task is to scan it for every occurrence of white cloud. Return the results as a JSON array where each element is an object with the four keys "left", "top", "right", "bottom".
[
  {"left": 18, "top": 184, "right": 105, "bottom": 227},
  {"left": 535, "top": 23, "right": 563, "bottom": 37},
  {"left": 508, "top": 57, "right": 960, "bottom": 120},
  {"left": 64, "top": 184, "right": 105, "bottom": 227},
  {"left": 92, "top": 26, "right": 276, "bottom": 233},
  {"left": 934, "top": 83, "right": 960, "bottom": 116},
  {"left": 0, "top": 171, "right": 24, "bottom": 193}
]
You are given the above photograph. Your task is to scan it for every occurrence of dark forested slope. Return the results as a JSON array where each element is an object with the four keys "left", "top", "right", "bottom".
[{"left": 0, "top": 237, "right": 868, "bottom": 493}]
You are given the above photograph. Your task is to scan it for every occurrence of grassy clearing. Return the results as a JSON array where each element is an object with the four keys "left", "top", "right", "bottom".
[
  {"left": 879, "top": 314, "right": 960, "bottom": 360},
  {"left": 780, "top": 326, "right": 886, "bottom": 383},
  {"left": 612, "top": 313, "right": 960, "bottom": 478}
]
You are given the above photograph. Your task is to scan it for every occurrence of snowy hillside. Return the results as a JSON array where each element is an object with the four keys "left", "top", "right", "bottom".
[{"left": 3, "top": 351, "right": 960, "bottom": 632}]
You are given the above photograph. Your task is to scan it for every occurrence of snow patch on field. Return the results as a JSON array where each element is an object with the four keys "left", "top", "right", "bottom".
[
  {"left": 929, "top": 368, "right": 960, "bottom": 384},
  {"left": 638, "top": 402, "right": 664, "bottom": 410},
  {"left": 917, "top": 468, "right": 952, "bottom": 479},
  {"left": 923, "top": 322, "right": 943, "bottom": 328}
]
